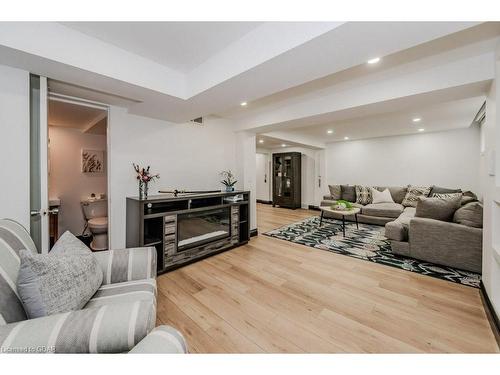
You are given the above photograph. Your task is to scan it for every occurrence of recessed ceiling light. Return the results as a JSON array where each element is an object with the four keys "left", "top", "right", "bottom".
[
  {"left": 327, "top": 129, "right": 334, "bottom": 134},
  {"left": 344, "top": 136, "right": 350, "bottom": 140},
  {"left": 258, "top": 139, "right": 264, "bottom": 144},
  {"left": 412, "top": 117, "right": 422, "bottom": 122},
  {"left": 281, "top": 144, "right": 287, "bottom": 147},
  {"left": 367, "top": 57, "right": 381, "bottom": 64},
  {"left": 240, "top": 101, "right": 247, "bottom": 107},
  {"left": 418, "top": 128, "right": 425, "bottom": 132}
]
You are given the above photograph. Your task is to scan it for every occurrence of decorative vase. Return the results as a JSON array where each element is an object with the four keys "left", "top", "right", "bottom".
[
  {"left": 139, "top": 180, "right": 149, "bottom": 200},
  {"left": 225, "top": 186, "right": 235, "bottom": 192}
]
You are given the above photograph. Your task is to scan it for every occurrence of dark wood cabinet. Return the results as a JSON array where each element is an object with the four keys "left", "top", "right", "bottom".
[
  {"left": 126, "top": 191, "right": 250, "bottom": 274},
  {"left": 272, "top": 152, "right": 301, "bottom": 209}
]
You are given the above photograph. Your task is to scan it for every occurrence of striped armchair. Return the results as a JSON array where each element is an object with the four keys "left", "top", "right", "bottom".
[{"left": 0, "top": 219, "right": 187, "bottom": 353}]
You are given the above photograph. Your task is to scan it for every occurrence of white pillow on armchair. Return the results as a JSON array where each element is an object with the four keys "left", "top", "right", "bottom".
[{"left": 371, "top": 188, "right": 394, "bottom": 204}]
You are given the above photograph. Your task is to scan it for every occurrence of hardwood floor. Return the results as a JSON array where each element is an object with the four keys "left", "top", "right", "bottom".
[{"left": 156, "top": 203, "right": 499, "bottom": 353}]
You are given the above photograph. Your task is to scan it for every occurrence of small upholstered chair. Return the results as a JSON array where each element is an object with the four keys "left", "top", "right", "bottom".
[{"left": 0, "top": 218, "right": 187, "bottom": 353}]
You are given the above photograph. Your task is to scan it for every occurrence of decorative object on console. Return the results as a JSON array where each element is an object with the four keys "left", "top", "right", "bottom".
[
  {"left": 81, "top": 149, "right": 104, "bottom": 173},
  {"left": 355, "top": 185, "right": 373, "bottom": 205},
  {"left": 371, "top": 188, "right": 395, "bottom": 204},
  {"left": 220, "top": 170, "right": 238, "bottom": 192},
  {"left": 401, "top": 185, "right": 431, "bottom": 207},
  {"left": 133, "top": 163, "right": 160, "bottom": 200},
  {"left": 158, "top": 189, "right": 220, "bottom": 197}
]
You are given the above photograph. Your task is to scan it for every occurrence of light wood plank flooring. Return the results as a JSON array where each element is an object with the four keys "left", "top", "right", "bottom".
[{"left": 156, "top": 203, "right": 499, "bottom": 353}]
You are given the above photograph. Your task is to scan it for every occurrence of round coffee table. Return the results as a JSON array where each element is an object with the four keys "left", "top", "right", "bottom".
[{"left": 319, "top": 206, "right": 360, "bottom": 237}]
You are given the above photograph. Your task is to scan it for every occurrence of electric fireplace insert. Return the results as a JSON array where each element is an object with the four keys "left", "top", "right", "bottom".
[{"left": 177, "top": 207, "right": 231, "bottom": 251}]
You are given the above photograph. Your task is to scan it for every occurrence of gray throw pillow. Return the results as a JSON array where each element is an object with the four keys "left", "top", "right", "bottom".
[
  {"left": 17, "top": 250, "right": 103, "bottom": 318},
  {"left": 50, "top": 231, "right": 91, "bottom": 255},
  {"left": 328, "top": 185, "right": 342, "bottom": 200},
  {"left": 402, "top": 186, "right": 431, "bottom": 207},
  {"left": 429, "top": 186, "right": 462, "bottom": 196},
  {"left": 453, "top": 202, "right": 483, "bottom": 228},
  {"left": 461, "top": 196, "right": 477, "bottom": 206},
  {"left": 415, "top": 196, "right": 461, "bottom": 222},
  {"left": 340, "top": 185, "right": 356, "bottom": 202}
]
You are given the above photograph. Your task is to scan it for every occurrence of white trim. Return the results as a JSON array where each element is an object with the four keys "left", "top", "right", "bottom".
[
  {"left": 127, "top": 301, "right": 140, "bottom": 350},
  {"left": 47, "top": 311, "right": 71, "bottom": 352},
  {"left": 0, "top": 314, "right": 6, "bottom": 325},
  {"left": 89, "top": 306, "right": 107, "bottom": 353},
  {"left": 0, "top": 321, "right": 26, "bottom": 350}
]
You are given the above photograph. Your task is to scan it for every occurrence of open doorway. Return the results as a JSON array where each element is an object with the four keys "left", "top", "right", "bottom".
[{"left": 47, "top": 95, "right": 109, "bottom": 251}]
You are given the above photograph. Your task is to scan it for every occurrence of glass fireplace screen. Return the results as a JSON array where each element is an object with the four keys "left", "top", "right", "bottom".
[{"left": 177, "top": 207, "right": 230, "bottom": 251}]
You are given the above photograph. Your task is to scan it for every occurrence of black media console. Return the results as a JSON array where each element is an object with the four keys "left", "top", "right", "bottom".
[{"left": 126, "top": 191, "right": 250, "bottom": 274}]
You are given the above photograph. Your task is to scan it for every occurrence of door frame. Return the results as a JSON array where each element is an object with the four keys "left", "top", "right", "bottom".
[{"left": 46, "top": 92, "right": 112, "bottom": 250}]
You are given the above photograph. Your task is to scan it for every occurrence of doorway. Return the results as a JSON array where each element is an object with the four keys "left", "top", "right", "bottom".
[
  {"left": 29, "top": 74, "right": 111, "bottom": 253},
  {"left": 256, "top": 152, "right": 272, "bottom": 204},
  {"left": 47, "top": 95, "right": 109, "bottom": 250}
]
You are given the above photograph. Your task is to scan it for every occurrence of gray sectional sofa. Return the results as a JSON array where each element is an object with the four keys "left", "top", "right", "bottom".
[{"left": 321, "top": 185, "right": 483, "bottom": 273}]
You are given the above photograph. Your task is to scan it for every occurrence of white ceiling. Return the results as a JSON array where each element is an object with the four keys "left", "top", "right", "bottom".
[
  {"left": 61, "top": 22, "right": 262, "bottom": 73},
  {"left": 48, "top": 99, "right": 107, "bottom": 135},
  {"left": 279, "top": 96, "right": 486, "bottom": 144},
  {"left": 1, "top": 21, "right": 499, "bottom": 144}
]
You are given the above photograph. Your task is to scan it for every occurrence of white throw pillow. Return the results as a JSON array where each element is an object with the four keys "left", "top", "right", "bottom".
[{"left": 371, "top": 188, "right": 394, "bottom": 204}]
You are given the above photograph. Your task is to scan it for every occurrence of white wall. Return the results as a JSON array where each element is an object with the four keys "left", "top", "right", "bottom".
[
  {"left": 108, "top": 107, "right": 252, "bottom": 249},
  {"left": 481, "top": 61, "right": 500, "bottom": 321},
  {"left": 48, "top": 126, "right": 107, "bottom": 235},
  {"left": 325, "top": 127, "right": 482, "bottom": 195},
  {"left": 0, "top": 65, "right": 30, "bottom": 228}
]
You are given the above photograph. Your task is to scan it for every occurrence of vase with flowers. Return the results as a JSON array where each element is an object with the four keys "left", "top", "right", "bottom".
[
  {"left": 133, "top": 163, "right": 160, "bottom": 200},
  {"left": 220, "top": 170, "right": 237, "bottom": 192}
]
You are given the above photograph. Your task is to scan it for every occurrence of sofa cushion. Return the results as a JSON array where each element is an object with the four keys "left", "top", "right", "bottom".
[
  {"left": 453, "top": 202, "right": 483, "bottom": 228},
  {"left": 340, "top": 185, "right": 356, "bottom": 202},
  {"left": 17, "top": 250, "right": 103, "bottom": 319},
  {"left": 84, "top": 278, "right": 157, "bottom": 309},
  {"left": 375, "top": 186, "right": 407, "bottom": 204},
  {"left": 355, "top": 185, "right": 372, "bottom": 205},
  {"left": 361, "top": 203, "right": 404, "bottom": 218},
  {"left": 415, "top": 196, "right": 461, "bottom": 222},
  {"left": 328, "top": 185, "right": 342, "bottom": 200},
  {"left": 384, "top": 207, "right": 416, "bottom": 241},
  {"left": 371, "top": 188, "right": 394, "bottom": 204},
  {"left": 429, "top": 186, "right": 462, "bottom": 196},
  {"left": 401, "top": 186, "right": 431, "bottom": 207}
]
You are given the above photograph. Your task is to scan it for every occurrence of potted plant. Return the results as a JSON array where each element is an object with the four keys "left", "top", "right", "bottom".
[
  {"left": 133, "top": 163, "right": 160, "bottom": 200},
  {"left": 220, "top": 170, "right": 237, "bottom": 192}
]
